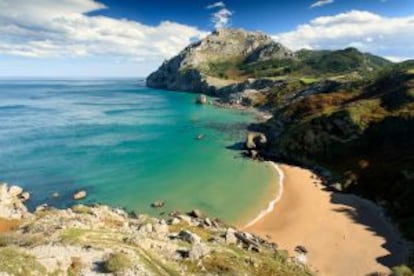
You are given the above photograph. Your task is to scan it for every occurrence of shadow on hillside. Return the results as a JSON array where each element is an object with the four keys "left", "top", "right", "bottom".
[{"left": 329, "top": 192, "right": 408, "bottom": 273}]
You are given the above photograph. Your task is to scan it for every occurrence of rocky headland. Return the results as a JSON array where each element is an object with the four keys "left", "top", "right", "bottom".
[
  {"left": 147, "top": 27, "right": 414, "bottom": 272},
  {"left": 0, "top": 183, "right": 311, "bottom": 275}
]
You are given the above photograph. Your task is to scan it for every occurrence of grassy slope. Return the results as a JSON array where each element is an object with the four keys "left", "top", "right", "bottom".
[{"left": 263, "top": 65, "right": 414, "bottom": 244}]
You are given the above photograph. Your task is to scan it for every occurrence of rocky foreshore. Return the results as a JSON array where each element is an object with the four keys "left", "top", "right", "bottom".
[{"left": 0, "top": 183, "right": 311, "bottom": 275}]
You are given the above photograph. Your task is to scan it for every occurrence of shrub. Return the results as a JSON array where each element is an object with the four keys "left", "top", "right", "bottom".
[{"left": 103, "top": 252, "right": 133, "bottom": 273}]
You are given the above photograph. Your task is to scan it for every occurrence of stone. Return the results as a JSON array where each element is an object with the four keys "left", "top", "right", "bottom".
[
  {"left": 73, "top": 190, "right": 87, "bottom": 200},
  {"left": 204, "top": 218, "right": 212, "bottom": 227},
  {"left": 8, "top": 185, "right": 23, "bottom": 197},
  {"left": 225, "top": 228, "right": 238, "bottom": 244},
  {"left": 329, "top": 183, "right": 343, "bottom": 192},
  {"left": 178, "top": 230, "right": 201, "bottom": 244},
  {"left": 153, "top": 223, "right": 169, "bottom": 236},
  {"left": 295, "top": 245, "right": 308, "bottom": 254},
  {"left": 188, "top": 209, "right": 203, "bottom": 218},
  {"left": 20, "top": 192, "right": 30, "bottom": 202},
  {"left": 169, "top": 217, "right": 180, "bottom": 225},
  {"left": 151, "top": 201, "right": 165, "bottom": 208},
  {"left": 178, "top": 215, "right": 193, "bottom": 225},
  {"left": 189, "top": 243, "right": 210, "bottom": 260},
  {"left": 195, "top": 94, "right": 207, "bottom": 105},
  {"left": 36, "top": 204, "right": 48, "bottom": 212}
]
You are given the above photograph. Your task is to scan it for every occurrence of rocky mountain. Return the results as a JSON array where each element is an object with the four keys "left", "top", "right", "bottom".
[
  {"left": 0, "top": 183, "right": 311, "bottom": 275},
  {"left": 146, "top": 28, "right": 294, "bottom": 95}
]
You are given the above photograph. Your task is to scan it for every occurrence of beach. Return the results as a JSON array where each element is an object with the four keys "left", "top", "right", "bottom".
[{"left": 246, "top": 164, "right": 408, "bottom": 276}]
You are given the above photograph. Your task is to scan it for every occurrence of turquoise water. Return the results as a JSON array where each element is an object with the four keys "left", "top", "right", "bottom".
[{"left": 0, "top": 79, "right": 277, "bottom": 224}]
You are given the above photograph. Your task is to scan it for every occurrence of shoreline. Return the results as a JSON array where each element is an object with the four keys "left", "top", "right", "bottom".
[
  {"left": 242, "top": 162, "right": 284, "bottom": 229},
  {"left": 245, "top": 164, "right": 409, "bottom": 275}
]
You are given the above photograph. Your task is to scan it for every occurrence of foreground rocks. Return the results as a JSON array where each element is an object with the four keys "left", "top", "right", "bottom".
[
  {"left": 0, "top": 184, "right": 312, "bottom": 275},
  {"left": 0, "top": 183, "right": 30, "bottom": 219}
]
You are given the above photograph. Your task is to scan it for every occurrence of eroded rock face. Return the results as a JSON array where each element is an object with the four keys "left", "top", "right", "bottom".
[
  {"left": 0, "top": 183, "right": 30, "bottom": 219},
  {"left": 146, "top": 28, "right": 293, "bottom": 95}
]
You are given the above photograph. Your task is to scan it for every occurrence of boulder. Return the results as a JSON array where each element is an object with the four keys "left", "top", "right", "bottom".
[
  {"left": 188, "top": 209, "right": 203, "bottom": 218},
  {"left": 73, "top": 190, "right": 87, "bottom": 200},
  {"left": 168, "top": 217, "right": 181, "bottom": 225},
  {"left": 225, "top": 228, "right": 238, "bottom": 244},
  {"left": 178, "top": 230, "right": 201, "bottom": 244},
  {"left": 151, "top": 201, "right": 165, "bottom": 208},
  {"left": 20, "top": 192, "right": 30, "bottom": 202},
  {"left": 295, "top": 245, "right": 308, "bottom": 254},
  {"left": 8, "top": 185, "right": 23, "bottom": 197},
  {"left": 178, "top": 215, "right": 193, "bottom": 225},
  {"left": 246, "top": 132, "right": 267, "bottom": 150},
  {"left": 195, "top": 94, "right": 208, "bottom": 105},
  {"left": 189, "top": 243, "right": 210, "bottom": 260},
  {"left": 52, "top": 192, "right": 59, "bottom": 198}
]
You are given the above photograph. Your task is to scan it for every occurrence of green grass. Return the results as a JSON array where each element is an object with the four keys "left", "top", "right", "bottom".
[
  {"left": 0, "top": 247, "right": 47, "bottom": 275},
  {"left": 103, "top": 252, "right": 133, "bottom": 273},
  {"left": 300, "top": 77, "right": 320, "bottom": 85},
  {"left": 60, "top": 228, "right": 86, "bottom": 245}
]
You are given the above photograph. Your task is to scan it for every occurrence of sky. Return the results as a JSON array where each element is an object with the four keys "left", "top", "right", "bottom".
[{"left": 0, "top": 0, "right": 413, "bottom": 77}]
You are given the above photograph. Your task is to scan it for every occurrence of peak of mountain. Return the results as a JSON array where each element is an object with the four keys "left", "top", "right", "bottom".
[
  {"left": 146, "top": 28, "right": 295, "bottom": 93},
  {"left": 146, "top": 28, "right": 390, "bottom": 95}
]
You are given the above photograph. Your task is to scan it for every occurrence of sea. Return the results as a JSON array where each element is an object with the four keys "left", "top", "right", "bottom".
[{"left": 0, "top": 79, "right": 279, "bottom": 225}]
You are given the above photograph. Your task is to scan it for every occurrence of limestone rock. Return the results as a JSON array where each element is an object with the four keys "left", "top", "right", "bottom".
[
  {"left": 225, "top": 228, "right": 238, "bottom": 244},
  {"left": 151, "top": 201, "right": 165, "bottom": 208},
  {"left": 8, "top": 185, "right": 23, "bottom": 196},
  {"left": 73, "top": 190, "right": 87, "bottom": 200},
  {"left": 195, "top": 94, "right": 207, "bottom": 105},
  {"left": 179, "top": 230, "right": 201, "bottom": 244}
]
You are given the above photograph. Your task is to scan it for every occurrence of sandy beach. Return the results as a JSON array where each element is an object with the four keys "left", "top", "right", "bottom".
[{"left": 246, "top": 164, "right": 408, "bottom": 276}]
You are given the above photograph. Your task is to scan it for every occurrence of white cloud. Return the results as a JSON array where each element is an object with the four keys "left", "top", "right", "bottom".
[
  {"left": 206, "top": 1, "right": 233, "bottom": 29},
  {"left": 310, "top": 0, "right": 334, "bottom": 8},
  {"left": 273, "top": 10, "right": 414, "bottom": 60},
  {"left": 206, "top": 1, "right": 225, "bottom": 9},
  {"left": 0, "top": 0, "right": 207, "bottom": 61}
]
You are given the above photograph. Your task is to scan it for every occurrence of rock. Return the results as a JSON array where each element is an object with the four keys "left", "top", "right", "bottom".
[
  {"left": 204, "top": 218, "right": 212, "bottom": 227},
  {"left": 20, "top": 192, "right": 30, "bottom": 202},
  {"left": 52, "top": 192, "right": 59, "bottom": 198},
  {"left": 189, "top": 243, "right": 210, "bottom": 260},
  {"left": 138, "top": 223, "right": 153, "bottom": 234},
  {"left": 246, "top": 132, "right": 267, "bottom": 150},
  {"left": 169, "top": 217, "right": 181, "bottom": 225},
  {"left": 188, "top": 209, "right": 203, "bottom": 219},
  {"left": 250, "top": 150, "right": 259, "bottom": 159},
  {"left": 73, "top": 190, "right": 87, "bottom": 200},
  {"left": 8, "top": 185, "right": 23, "bottom": 197},
  {"left": 295, "top": 245, "right": 308, "bottom": 254},
  {"left": 178, "top": 215, "right": 193, "bottom": 225},
  {"left": 329, "top": 183, "right": 343, "bottom": 192},
  {"left": 225, "top": 228, "right": 238, "bottom": 244},
  {"left": 195, "top": 94, "right": 208, "bottom": 105},
  {"left": 153, "top": 223, "right": 169, "bottom": 236},
  {"left": 36, "top": 204, "right": 48, "bottom": 212},
  {"left": 196, "top": 134, "right": 205, "bottom": 140},
  {"left": 178, "top": 230, "right": 201, "bottom": 244},
  {"left": 151, "top": 201, "right": 165, "bottom": 208}
]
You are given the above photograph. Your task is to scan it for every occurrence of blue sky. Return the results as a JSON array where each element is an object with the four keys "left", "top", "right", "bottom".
[{"left": 0, "top": 0, "right": 413, "bottom": 77}]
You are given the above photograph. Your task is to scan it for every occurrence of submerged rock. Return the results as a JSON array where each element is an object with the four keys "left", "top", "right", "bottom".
[
  {"left": 151, "top": 201, "right": 165, "bottom": 208},
  {"left": 73, "top": 190, "right": 87, "bottom": 200},
  {"left": 195, "top": 94, "right": 208, "bottom": 105}
]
